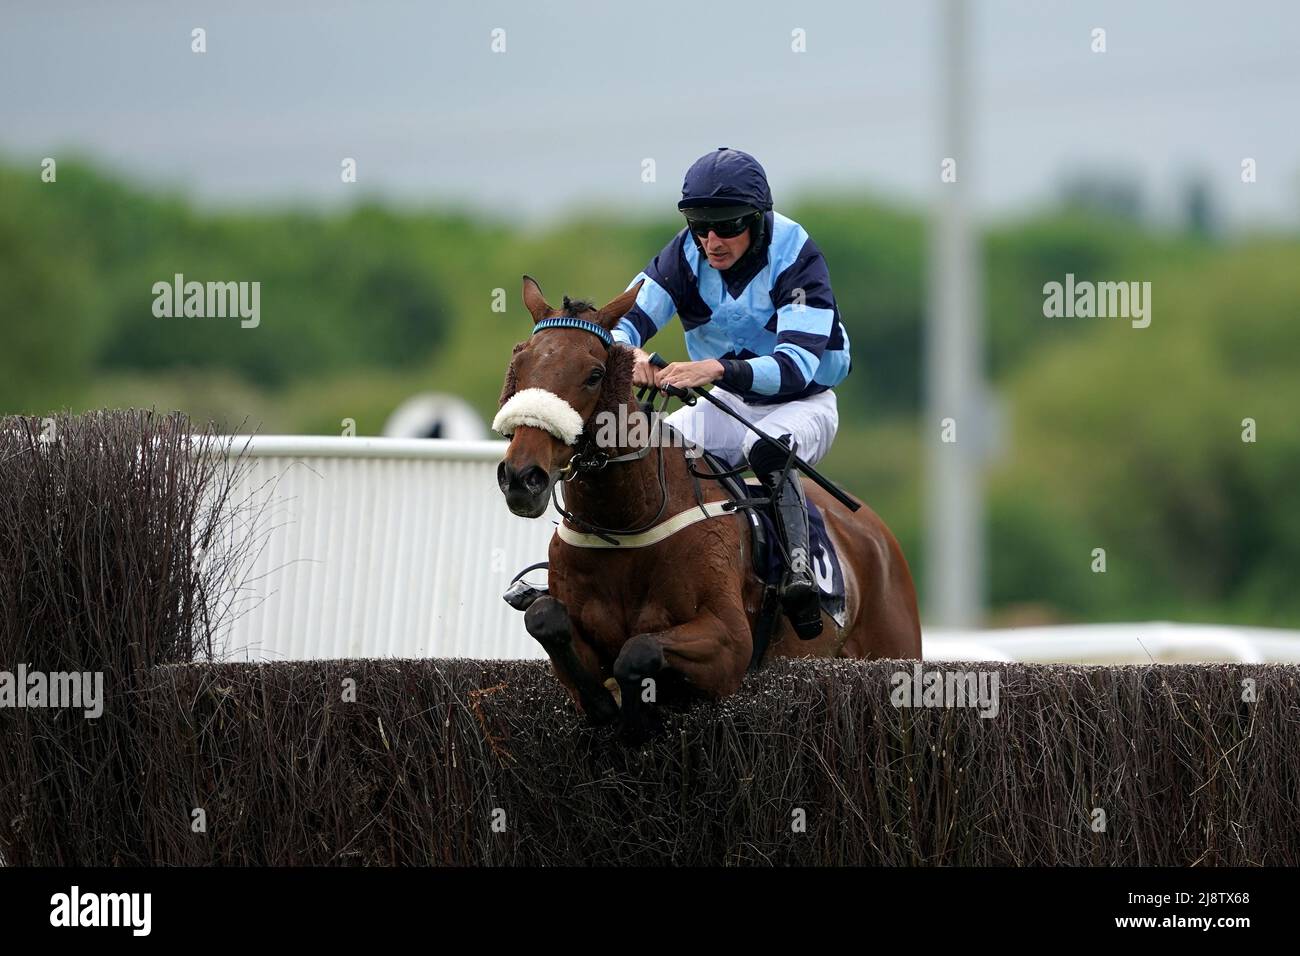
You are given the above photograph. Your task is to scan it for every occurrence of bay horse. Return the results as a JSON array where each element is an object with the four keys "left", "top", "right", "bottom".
[{"left": 495, "top": 276, "right": 921, "bottom": 740}]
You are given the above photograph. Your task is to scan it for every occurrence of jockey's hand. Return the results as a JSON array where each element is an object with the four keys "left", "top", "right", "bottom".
[
  {"left": 655, "top": 359, "right": 724, "bottom": 391},
  {"left": 630, "top": 348, "right": 656, "bottom": 387}
]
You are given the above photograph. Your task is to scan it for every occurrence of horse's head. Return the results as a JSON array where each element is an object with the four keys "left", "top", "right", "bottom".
[{"left": 494, "top": 275, "right": 643, "bottom": 518}]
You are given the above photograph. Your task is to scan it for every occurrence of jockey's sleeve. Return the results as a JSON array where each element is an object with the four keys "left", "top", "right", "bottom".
[
  {"left": 609, "top": 234, "right": 688, "bottom": 349},
  {"left": 718, "top": 237, "right": 837, "bottom": 398}
]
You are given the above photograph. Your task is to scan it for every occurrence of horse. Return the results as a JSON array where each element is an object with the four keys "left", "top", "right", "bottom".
[{"left": 495, "top": 276, "right": 921, "bottom": 740}]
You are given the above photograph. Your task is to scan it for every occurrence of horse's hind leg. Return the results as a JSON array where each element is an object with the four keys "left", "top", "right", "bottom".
[{"left": 524, "top": 595, "right": 619, "bottom": 725}]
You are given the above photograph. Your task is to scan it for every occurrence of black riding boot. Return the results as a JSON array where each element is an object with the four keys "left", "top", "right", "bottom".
[{"left": 748, "top": 437, "right": 823, "bottom": 640}]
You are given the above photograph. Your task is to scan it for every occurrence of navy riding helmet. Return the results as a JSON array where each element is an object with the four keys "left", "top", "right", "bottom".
[{"left": 678, "top": 147, "right": 774, "bottom": 255}]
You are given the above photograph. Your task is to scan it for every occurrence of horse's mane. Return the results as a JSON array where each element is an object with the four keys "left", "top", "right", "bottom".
[{"left": 498, "top": 301, "right": 634, "bottom": 441}]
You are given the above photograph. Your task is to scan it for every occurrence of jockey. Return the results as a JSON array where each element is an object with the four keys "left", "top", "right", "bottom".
[{"left": 610, "top": 147, "right": 852, "bottom": 639}]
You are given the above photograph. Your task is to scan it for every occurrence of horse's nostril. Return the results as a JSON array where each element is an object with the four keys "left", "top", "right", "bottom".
[
  {"left": 501, "top": 461, "right": 548, "bottom": 497},
  {"left": 521, "top": 465, "right": 549, "bottom": 495}
]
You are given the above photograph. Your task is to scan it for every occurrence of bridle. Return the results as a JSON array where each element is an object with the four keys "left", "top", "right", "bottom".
[{"left": 517, "top": 313, "right": 703, "bottom": 545}]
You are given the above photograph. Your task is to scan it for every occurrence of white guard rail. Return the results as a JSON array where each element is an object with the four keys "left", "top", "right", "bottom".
[
  {"left": 208, "top": 436, "right": 1300, "bottom": 665},
  {"left": 925, "top": 623, "right": 1300, "bottom": 664},
  {"left": 210, "top": 436, "right": 552, "bottom": 661}
]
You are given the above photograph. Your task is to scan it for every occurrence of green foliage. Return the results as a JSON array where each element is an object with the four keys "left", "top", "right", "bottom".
[
  {"left": 990, "top": 245, "right": 1300, "bottom": 625},
  {"left": 1, "top": 163, "right": 452, "bottom": 394}
]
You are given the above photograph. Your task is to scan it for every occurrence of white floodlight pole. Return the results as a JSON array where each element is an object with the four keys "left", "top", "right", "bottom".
[{"left": 925, "top": 0, "right": 986, "bottom": 627}]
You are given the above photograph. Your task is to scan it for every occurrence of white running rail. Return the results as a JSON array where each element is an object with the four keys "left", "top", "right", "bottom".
[
  {"left": 210, "top": 436, "right": 551, "bottom": 662},
  {"left": 925, "top": 622, "right": 1300, "bottom": 664}
]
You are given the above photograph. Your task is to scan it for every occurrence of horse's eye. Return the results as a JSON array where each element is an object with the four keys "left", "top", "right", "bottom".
[{"left": 586, "top": 369, "right": 604, "bottom": 387}]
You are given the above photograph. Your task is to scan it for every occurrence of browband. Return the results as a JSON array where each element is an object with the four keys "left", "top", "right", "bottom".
[{"left": 532, "top": 316, "right": 614, "bottom": 348}]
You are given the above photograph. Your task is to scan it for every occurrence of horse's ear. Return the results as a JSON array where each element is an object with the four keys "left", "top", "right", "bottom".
[
  {"left": 522, "top": 275, "right": 553, "bottom": 325},
  {"left": 594, "top": 279, "right": 644, "bottom": 330}
]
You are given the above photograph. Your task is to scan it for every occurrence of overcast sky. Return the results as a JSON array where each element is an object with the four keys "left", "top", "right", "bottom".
[{"left": 3, "top": 0, "right": 1298, "bottom": 228}]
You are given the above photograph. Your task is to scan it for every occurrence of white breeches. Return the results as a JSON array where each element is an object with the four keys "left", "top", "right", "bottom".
[{"left": 662, "top": 387, "right": 839, "bottom": 469}]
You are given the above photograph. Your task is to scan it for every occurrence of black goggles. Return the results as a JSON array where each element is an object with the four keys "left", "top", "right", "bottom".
[{"left": 684, "top": 212, "right": 755, "bottom": 239}]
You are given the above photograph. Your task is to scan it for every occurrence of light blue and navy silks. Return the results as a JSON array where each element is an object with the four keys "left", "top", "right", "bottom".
[{"left": 610, "top": 149, "right": 852, "bottom": 406}]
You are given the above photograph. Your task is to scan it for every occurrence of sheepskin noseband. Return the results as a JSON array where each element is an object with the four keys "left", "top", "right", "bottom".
[{"left": 491, "top": 387, "right": 585, "bottom": 445}]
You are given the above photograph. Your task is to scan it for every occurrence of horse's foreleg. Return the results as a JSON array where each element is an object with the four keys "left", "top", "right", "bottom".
[
  {"left": 612, "top": 633, "right": 667, "bottom": 744},
  {"left": 614, "top": 612, "right": 750, "bottom": 743},
  {"left": 524, "top": 595, "right": 619, "bottom": 725}
]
